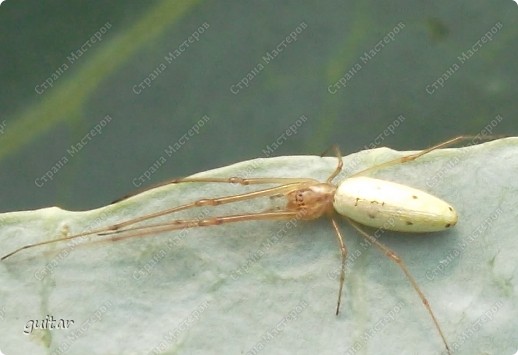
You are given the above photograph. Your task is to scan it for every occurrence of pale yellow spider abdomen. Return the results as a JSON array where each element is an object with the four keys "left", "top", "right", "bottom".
[{"left": 333, "top": 176, "right": 458, "bottom": 232}]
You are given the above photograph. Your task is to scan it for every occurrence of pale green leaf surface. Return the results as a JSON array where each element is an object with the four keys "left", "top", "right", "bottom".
[{"left": 0, "top": 138, "right": 517, "bottom": 355}]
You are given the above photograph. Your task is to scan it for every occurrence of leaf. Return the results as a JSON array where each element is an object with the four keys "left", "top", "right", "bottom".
[{"left": 1, "top": 138, "right": 517, "bottom": 355}]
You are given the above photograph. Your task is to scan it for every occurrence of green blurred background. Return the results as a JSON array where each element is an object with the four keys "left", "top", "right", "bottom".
[{"left": 0, "top": 0, "right": 516, "bottom": 212}]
